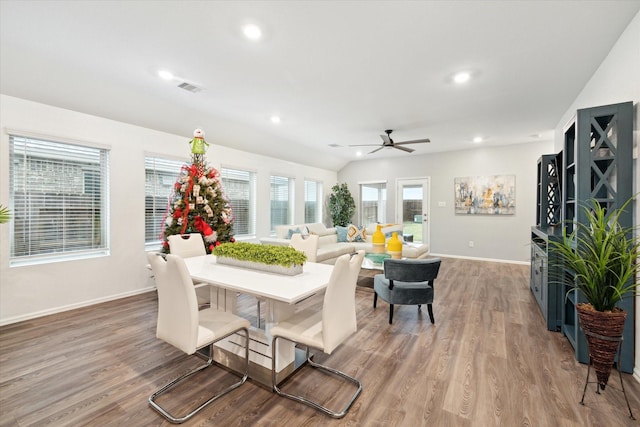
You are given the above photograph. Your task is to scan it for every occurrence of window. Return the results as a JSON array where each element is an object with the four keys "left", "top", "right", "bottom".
[
  {"left": 270, "top": 175, "right": 293, "bottom": 232},
  {"left": 9, "top": 134, "right": 109, "bottom": 263},
  {"left": 221, "top": 167, "right": 256, "bottom": 237},
  {"left": 360, "top": 182, "right": 386, "bottom": 224},
  {"left": 304, "top": 180, "right": 322, "bottom": 223},
  {"left": 145, "top": 156, "right": 184, "bottom": 244}
]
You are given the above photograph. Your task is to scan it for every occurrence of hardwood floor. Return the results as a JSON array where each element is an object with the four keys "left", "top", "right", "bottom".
[{"left": 2, "top": 257, "right": 639, "bottom": 426}]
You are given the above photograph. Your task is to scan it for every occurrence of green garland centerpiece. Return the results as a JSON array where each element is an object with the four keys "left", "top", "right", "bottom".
[{"left": 213, "top": 242, "right": 307, "bottom": 276}]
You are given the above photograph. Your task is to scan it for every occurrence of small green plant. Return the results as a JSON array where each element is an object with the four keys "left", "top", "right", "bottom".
[
  {"left": 0, "top": 205, "right": 11, "bottom": 224},
  {"left": 328, "top": 182, "right": 355, "bottom": 227},
  {"left": 213, "top": 242, "right": 307, "bottom": 267},
  {"left": 549, "top": 197, "right": 639, "bottom": 312}
]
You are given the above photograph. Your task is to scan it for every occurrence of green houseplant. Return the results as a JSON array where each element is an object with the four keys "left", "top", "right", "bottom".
[
  {"left": 549, "top": 197, "right": 639, "bottom": 388},
  {"left": 213, "top": 242, "right": 307, "bottom": 276},
  {"left": 328, "top": 183, "right": 355, "bottom": 227},
  {"left": 0, "top": 205, "right": 11, "bottom": 224}
]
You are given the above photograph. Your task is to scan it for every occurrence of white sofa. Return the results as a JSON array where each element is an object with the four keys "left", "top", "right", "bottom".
[{"left": 259, "top": 223, "right": 430, "bottom": 264}]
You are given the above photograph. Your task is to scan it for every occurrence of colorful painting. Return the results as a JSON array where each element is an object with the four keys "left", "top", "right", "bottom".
[{"left": 454, "top": 175, "right": 515, "bottom": 215}]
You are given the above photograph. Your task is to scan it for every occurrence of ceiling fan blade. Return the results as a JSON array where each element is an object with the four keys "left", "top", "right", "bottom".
[
  {"left": 394, "top": 138, "right": 431, "bottom": 145},
  {"left": 394, "top": 145, "right": 415, "bottom": 153},
  {"left": 380, "top": 134, "right": 392, "bottom": 145},
  {"left": 348, "top": 144, "right": 384, "bottom": 147},
  {"left": 368, "top": 146, "right": 385, "bottom": 154}
]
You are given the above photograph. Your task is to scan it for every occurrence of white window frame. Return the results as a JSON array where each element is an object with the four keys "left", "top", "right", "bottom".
[
  {"left": 221, "top": 166, "right": 257, "bottom": 238},
  {"left": 304, "top": 179, "right": 323, "bottom": 224},
  {"left": 144, "top": 155, "right": 185, "bottom": 247},
  {"left": 270, "top": 175, "right": 294, "bottom": 233},
  {"left": 9, "top": 133, "right": 110, "bottom": 266},
  {"left": 359, "top": 181, "right": 387, "bottom": 225}
]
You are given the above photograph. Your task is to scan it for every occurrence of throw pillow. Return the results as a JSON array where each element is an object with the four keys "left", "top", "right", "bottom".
[
  {"left": 336, "top": 226, "right": 348, "bottom": 242},
  {"left": 347, "top": 224, "right": 366, "bottom": 242},
  {"left": 287, "top": 227, "right": 301, "bottom": 239}
]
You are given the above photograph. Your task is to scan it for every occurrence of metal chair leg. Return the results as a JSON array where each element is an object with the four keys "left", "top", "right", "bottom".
[
  {"left": 271, "top": 337, "right": 362, "bottom": 419},
  {"left": 149, "top": 327, "right": 249, "bottom": 424}
]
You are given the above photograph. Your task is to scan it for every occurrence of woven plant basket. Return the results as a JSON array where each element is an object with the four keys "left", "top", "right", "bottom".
[{"left": 576, "top": 303, "right": 627, "bottom": 388}]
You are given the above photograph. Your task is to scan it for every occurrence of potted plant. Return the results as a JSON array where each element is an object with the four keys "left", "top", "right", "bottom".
[
  {"left": 0, "top": 204, "right": 10, "bottom": 224},
  {"left": 328, "top": 183, "right": 355, "bottom": 227},
  {"left": 549, "top": 197, "right": 639, "bottom": 389},
  {"left": 213, "top": 242, "right": 307, "bottom": 276}
]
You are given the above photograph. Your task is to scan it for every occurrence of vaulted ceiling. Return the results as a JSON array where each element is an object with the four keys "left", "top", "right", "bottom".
[{"left": 1, "top": 1, "right": 638, "bottom": 171}]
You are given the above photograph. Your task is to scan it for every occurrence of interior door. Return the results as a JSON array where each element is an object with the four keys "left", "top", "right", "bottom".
[{"left": 396, "top": 178, "right": 430, "bottom": 245}]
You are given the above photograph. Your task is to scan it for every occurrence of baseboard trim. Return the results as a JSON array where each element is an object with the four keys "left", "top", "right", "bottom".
[
  {"left": 429, "top": 253, "right": 530, "bottom": 266},
  {"left": 0, "top": 287, "right": 156, "bottom": 326}
]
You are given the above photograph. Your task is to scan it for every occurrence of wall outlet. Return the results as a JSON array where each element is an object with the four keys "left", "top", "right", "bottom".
[{"left": 468, "top": 240, "right": 474, "bottom": 248}]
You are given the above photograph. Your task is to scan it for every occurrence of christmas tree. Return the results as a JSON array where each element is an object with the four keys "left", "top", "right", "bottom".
[{"left": 161, "top": 129, "right": 235, "bottom": 254}]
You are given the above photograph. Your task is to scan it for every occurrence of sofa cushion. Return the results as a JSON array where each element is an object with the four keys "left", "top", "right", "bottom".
[
  {"left": 316, "top": 243, "right": 355, "bottom": 263},
  {"left": 306, "top": 223, "right": 331, "bottom": 236},
  {"left": 402, "top": 243, "right": 430, "bottom": 259}
]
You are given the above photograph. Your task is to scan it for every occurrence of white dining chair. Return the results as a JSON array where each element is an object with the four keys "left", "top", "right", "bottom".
[
  {"left": 167, "top": 233, "right": 210, "bottom": 308},
  {"left": 147, "top": 252, "right": 250, "bottom": 424},
  {"left": 270, "top": 250, "right": 365, "bottom": 418}
]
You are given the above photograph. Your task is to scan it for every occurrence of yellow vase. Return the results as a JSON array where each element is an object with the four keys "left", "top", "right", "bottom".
[
  {"left": 372, "top": 224, "right": 385, "bottom": 253},
  {"left": 387, "top": 232, "right": 402, "bottom": 259}
]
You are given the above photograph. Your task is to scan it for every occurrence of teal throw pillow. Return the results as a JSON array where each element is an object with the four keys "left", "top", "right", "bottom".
[
  {"left": 336, "top": 226, "right": 348, "bottom": 242},
  {"left": 287, "top": 227, "right": 301, "bottom": 239}
]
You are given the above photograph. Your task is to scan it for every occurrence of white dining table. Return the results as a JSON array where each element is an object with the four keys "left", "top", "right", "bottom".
[{"left": 182, "top": 255, "right": 334, "bottom": 386}]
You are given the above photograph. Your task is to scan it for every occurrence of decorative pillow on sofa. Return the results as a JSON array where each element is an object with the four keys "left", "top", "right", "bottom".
[
  {"left": 287, "top": 227, "right": 302, "bottom": 239},
  {"left": 347, "top": 224, "right": 366, "bottom": 242},
  {"left": 336, "top": 226, "right": 348, "bottom": 242}
]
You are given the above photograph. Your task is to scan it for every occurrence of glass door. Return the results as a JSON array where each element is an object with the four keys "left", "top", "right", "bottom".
[{"left": 396, "top": 178, "right": 430, "bottom": 245}]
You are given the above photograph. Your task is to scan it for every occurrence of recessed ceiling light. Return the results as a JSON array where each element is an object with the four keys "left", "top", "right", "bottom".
[
  {"left": 270, "top": 115, "right": 281, "bottom": 124},
  {"left": 473, "top": 136, "right": 483, "bottom": 143},
  {"left": 243, "top": 24, "right": 262, "bottom": 40},
  {"left": 158, "top": 70, "right": 174, "bottom": 80},
  {"left": 356, "top": 151, "right": 363, "bottom": 157},
  {"left": 453, "top": 72, "right": 471, "bottom": 84}
]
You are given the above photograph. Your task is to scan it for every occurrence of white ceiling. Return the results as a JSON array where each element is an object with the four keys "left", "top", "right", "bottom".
[{"left": 1, "top": 1, "right": 638, "bottom": 171}]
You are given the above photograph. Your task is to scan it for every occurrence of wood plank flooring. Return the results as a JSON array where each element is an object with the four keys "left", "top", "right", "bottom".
[{"left": 2, "top": 257, "right": 639, "bottom": 426}]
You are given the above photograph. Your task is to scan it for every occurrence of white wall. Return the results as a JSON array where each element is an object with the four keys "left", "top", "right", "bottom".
[
  {"left": 338, "top": 140, "right": 554, "bottom": 263},
  {"left": 551, "top": 12, "right": 640, "bottom": 380},
  {"left": 0, "top": 95, "right": 337, "bottom": 325}
]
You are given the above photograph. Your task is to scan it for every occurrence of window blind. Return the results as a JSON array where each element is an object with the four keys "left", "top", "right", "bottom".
[
  {"left": 304, "top": 180, "right": 322, "bottom": 223},
  {"left": 9, "top": 134, "right": 109, "bottom": 262},
  {"left": 270, "top": 175, "right": 293, "bottom": 231},
  {"left": 144, "top": 156, "right": 184, "bottom": 243},
  {"left": 221, "top": 167, "right": 256, "bottom": 236}
]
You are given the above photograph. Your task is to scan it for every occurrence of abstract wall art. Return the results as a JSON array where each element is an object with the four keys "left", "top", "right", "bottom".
[{"left": 454, "top": 175, "right": 516, "bottom": 215}]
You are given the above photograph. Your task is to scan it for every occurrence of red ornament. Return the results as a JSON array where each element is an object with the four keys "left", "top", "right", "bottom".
[
  {"left": 215, "top": 241, "right": 221, "bottom": 246},
  {"left": 209, "top": 244, "right": 215, "bottom": 252},
  {"left": 162, "top": 241, "right": 169, "bottom": 248},
  {"left": 172, "top": 208, "right": 182, "bottom": 219},
  {"left": 230, "top": 237, "right": 236, "bottom": 243}
]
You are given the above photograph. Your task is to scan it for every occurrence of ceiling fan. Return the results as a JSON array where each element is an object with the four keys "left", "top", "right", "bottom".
[{"left": 350, "top": 129, "right": 431, "bottom": 154}]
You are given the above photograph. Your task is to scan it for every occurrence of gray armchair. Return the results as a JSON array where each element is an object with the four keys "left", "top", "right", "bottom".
[{"left": 373, "top": 258, "right": 442, "bottom": 324}]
